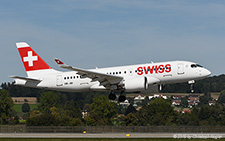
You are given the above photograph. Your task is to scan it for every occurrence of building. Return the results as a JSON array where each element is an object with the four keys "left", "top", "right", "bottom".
[
  {"left": 149, "top": 94, "right": 167, "bottom": 100},
  {"left": 188, "top": 95, "right": 200, "bottom": 108},
  {"left": 12, "top": 97, "right": 37, "bottom": 104},
  {"left": 134, "top": 95, "right": 146, "bottom": 104},
  {"left": 172, "top": 100, "right": 181, "bottom": 106},
  {"left": 82, "top": 110, "right": 88, "bottom": 119},
  {"left": 119, "top": 99, "right": 130, "bottom": 106},
  {"left": 208, "top": 101, "right": 216, "bottom": 106},
  {"left": 172, "top": 95, "right": 182, "bottom": 100},
  {"left": 182, "top": 108, "right": 191, "bottom": 114}
]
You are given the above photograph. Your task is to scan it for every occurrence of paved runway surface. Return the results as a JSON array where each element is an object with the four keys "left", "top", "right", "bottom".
[{"left": 0, "top": 133, "right": 225, "bottom": 138}]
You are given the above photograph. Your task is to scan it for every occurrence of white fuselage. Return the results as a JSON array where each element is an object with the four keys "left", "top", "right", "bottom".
[{"left": 14, "top": 60, "right": 211, "bottom": 93}]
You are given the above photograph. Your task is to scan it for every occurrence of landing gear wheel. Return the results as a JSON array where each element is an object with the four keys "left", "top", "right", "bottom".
[
  {"left": 190, "top": 83, "right": 194, "bottom": 93},
  {"left": 108, "top": 94, "right": 117, "bottom": 100},
  {"left": 118, "top": 95, "right": 126, "bottom": 102}
]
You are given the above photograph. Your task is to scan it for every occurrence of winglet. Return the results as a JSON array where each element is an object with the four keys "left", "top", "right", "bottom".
[
  {"left": 54, "top": 58, "right": 64, "bottom": 65},
  {"left": 54, "top": 58, "right": 70, "bottom": 69}
]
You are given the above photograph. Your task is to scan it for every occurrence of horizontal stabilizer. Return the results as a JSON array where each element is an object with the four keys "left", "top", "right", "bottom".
[{"left": 10, "top": 76, "right": 41, "bottom": 82}]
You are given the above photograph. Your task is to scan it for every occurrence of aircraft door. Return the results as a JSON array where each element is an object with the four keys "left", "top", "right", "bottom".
[
  {"left": 177, "top": 63, "right": 184, "bottom": 75},
  {"left": 56, "top": 75, "right": 63, "bottom": 86}
]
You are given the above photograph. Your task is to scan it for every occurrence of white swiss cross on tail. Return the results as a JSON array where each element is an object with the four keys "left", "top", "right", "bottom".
[
  {"left": 23, "top": 51, "right": 38, "bottom": 67},
  {"left": 16, "top": 42, "right": 52, "bottom": 72}
]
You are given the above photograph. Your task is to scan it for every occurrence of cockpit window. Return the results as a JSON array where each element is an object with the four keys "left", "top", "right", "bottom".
[
  {"left": 191, "top": 64, "right": 197, "bottom": 68},
  {"left": 191, "top": 64, "right": 203, "bottom": 68},
  {"left": 196, "top": 64, "right": 203, "bottom": 67}
]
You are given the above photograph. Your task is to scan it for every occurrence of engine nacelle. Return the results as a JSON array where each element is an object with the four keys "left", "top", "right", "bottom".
[
  {"left": 123, "top": 76, "right": 160, "bottom": 92},
  {"left": 124, "top": 76, "right": 148, "bottom": 91}
]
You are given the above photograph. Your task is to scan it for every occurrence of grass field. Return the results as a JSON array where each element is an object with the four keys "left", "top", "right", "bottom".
[
  {"left": 0, "top": 139, "right": 223, "bottom": 141},
  {"left": 13, "top": 104, "right": 38, "bottom": 113}
]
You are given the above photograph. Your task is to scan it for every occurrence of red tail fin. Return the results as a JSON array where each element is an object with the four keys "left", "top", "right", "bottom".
[{"left": 16, "top": 42, "right": 51, "bottom": 72}]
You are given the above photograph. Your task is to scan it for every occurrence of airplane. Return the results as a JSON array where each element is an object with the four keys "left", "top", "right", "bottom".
[{"left": 11, "top": 42, "right": 211, "bottom": 102}]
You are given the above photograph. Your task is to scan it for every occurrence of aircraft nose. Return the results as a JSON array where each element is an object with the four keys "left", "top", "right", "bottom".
[{"left": 203, "top": 69, "right": 211, "bottom": 77}]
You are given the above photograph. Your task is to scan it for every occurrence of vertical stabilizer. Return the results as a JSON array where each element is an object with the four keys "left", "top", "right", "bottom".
[{"left": 16, "top": 42, "right": 54, "bottom": 76}]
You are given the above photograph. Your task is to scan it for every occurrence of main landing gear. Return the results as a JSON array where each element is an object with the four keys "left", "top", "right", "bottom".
[
  {"left": 108, "top": 92, "right": 126, "bottom": 102},
  {"left": 108, "top": 93, "right": 117, "bottom": 100},
  {"left": 118, "top": 95, "right": 126, "bottom": 102}
]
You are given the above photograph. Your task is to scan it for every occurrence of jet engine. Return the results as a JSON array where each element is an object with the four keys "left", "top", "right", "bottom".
[
  {"left": 124, "top": 76, "right": 160, "bottom": 92},
  {"left": 124, "top": 76, "right": 148, "bottom": 91}
]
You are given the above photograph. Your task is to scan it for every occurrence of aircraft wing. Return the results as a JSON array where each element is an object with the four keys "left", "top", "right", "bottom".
[
  {"left": 54, "top": 58, "right": 123, "bottom": 89},
  {"left": 10, "top": 76, "right": 41, "bottom": 82}
]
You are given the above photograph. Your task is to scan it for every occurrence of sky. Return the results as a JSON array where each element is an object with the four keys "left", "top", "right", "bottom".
[{"left": 0, "top": 0, "right": 225, "bottom": 84}]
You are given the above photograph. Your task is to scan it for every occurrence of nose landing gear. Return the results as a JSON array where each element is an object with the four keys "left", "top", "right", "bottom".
[{"left": 188, "top": 80, "right": 195, "bottom": 93}]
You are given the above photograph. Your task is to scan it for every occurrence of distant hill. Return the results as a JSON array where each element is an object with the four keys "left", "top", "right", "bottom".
[{"left": 162, "top": 74, "right": 225, "bottom": 93}]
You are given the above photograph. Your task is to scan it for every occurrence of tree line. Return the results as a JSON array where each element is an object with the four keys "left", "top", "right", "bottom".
[
  {"left": 1, "top": 74, "right": 225, "bottom": 126},
  {"left": 1, "top": 88, "right": 225, "bottom": 126},
  {"left": 162, "top": 74, "right": 225, "bottom": 93}
]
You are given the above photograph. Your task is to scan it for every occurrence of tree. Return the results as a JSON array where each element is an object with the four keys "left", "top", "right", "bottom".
[
  {"left": 29, "top": 110, "right": 41, "bottom": 118},
  {"left": 143, "top": 97, "right": 150, "bottom": 105},
  {"left": 26, "top": 113, "right": 57, "bottom": 126},
  {"left": 22, "top": 103, "right": 30, "bottom": 113},
  {"left": 83, "top": 104, "right": 91, "bottom": 112},
  {"left": 180, "top": 96, "right": 188, "bottom": 107},
  {"left": 0, "top": 89, "right": 14, "bottom": 124},
  {"left": 137, "top": 98, "right": 177, "bottom": 126},
  {"left": 125, "top": 113, "right": 138, "bottom": 126},
  {"left": 176, "top": 112, "right": 199, "bottom": 126},
  {"left": 88, "top": 95, "right": 117, "bottom": 125},
  {"left": 38, "top": 91, "right": 59, "bottom": 113},
  {"left": 218, "top": 90, "right": 225, "bottom": 104},
  {"left": 199, "top": 92, "right": 212, "bottom": 106},
  {"left": 63, "top": 100, "right": 82, "bottom": 119},
  {"left": 162, "top": 75, "right": 225, "bottom": 93},
  {"left": 84, "top": 116, "right": 96, "bottom": 126},
  {"left": 125, "top": 104, "right": 137, "bottom": 116}
]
